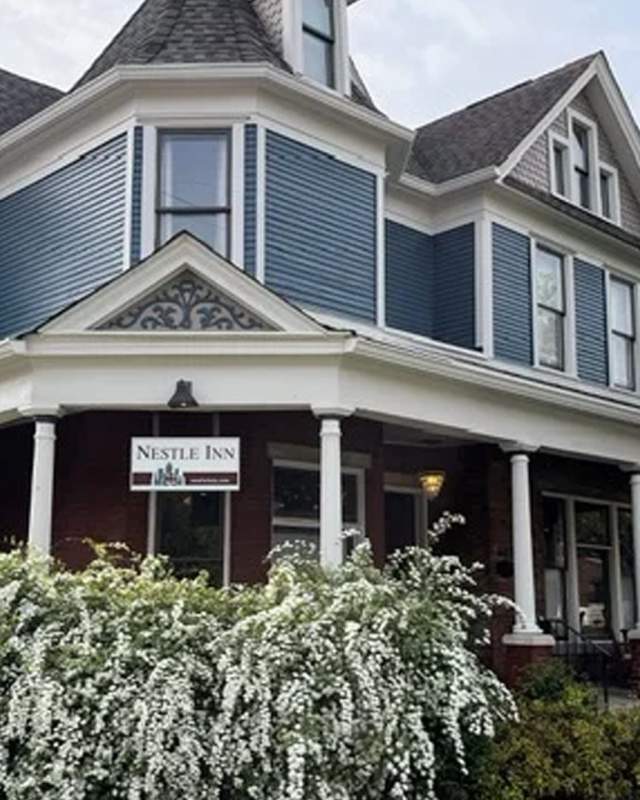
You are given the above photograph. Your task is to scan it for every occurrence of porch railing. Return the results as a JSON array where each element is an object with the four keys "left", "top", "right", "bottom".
[{"left": 542, "top": 618, "right": 631, "bottom": 710}]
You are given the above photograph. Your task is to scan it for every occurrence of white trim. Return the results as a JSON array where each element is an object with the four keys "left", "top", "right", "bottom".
[
  {"left": 231, "top": 122, "right": 245, "bottom": 268},
  {"left": 565, "top": 256, "right": 578, "bottom": 378},
  {"left": 223, "top": 489, "right": 232, "bottom": 587},
  {"left": 548, "top": 130, "right": 571, "bottom": 202},
  {"left": 598, "top": 161, "right": 621, "bottom": 225},
  {"left": 606, "top": 269, "right": 639, "bottom": 394},
  {"left": 398, "top": 167, "right": 499, "bottom": 199},
  {"left": 568, "top": 108, "right": 600, "bottom": 216},
  {"left": 376, "top": 174, "right": 386, "bottom": 326},
  {"left": 140, "top": 125, "right": 157, "bottom": 260},
  {"left": 122, "top": 125, "right": 136, "bottom": 271},
  {"left": 255, "top": 124, "right": 267, "bottom": 284},
  {"left": 146, "top": 411, "right": 160, "bottom": 557}
]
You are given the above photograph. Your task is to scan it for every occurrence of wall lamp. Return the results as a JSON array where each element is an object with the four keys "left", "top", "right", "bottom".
[
  {"left": 168, "top": 380, "right": 199, "bottom": 410},
  {"left": 419, "top": 470, "right": 446, "bottom": 501}
]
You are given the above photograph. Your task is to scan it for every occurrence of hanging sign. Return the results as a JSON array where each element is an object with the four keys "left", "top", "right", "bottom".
[{"left": 130, "top": 438, "right": 240, "bottom": 492}]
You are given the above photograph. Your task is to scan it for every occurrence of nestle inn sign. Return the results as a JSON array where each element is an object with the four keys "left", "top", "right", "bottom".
[{"left": 130, "top": 438, "right": 241, "bottom": 492}]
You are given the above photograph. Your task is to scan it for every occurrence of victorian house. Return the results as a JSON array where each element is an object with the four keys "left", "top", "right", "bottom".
[{"left": 2, "top": 0, "right": 640, "bottom": 685}]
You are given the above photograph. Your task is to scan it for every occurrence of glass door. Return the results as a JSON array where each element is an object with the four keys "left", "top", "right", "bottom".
[
  {"left": 575, "top": 503, "right": 611, "bottom": 639},
  {"left": 157, "top": 492, "right": 224, "bottom": 585}
]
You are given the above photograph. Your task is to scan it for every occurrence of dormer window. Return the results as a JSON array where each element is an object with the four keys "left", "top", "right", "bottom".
[{"left": 303, "top": 0, "right": 336, "bottom": 88}]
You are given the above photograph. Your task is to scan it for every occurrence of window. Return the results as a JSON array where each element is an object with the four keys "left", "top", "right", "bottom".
[
  {"left": 543, "top": 497, "right": 567, "bottom": 625},
  {"left": 619, "top": 509, "right": 636, "bottom": 632},
  {"left": 575, "top": 502, "right": 611, "bottom": 638},
  {"left": 272, "top": 463, "right": 363, "bottom": 557},
  {"left": 535, "top": 246, "right": 566, "bottom": 370},
  {"left": 601, "top": 170, "right": 613, "bottom": 219},
  {"left": 157, "top": 130, "right": 230, "bottom": 255},
  {"left": 302, "top": 0, "right": 336, "bottom": 87},
  {"left": 552, "top": 139, "right": 570, "bottom": 198},
  {"left": 572, "top": 121, "right": 592, "bottom": 210},
  {"left": 610, "top": 277, "right": 636, "bottom": 390}
]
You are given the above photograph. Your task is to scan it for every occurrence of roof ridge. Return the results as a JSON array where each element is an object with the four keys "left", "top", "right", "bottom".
[{"left": 416, "top": 52, "right": 599, "bottom": 133}]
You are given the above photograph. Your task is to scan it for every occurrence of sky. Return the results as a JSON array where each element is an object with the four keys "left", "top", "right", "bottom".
[{"left": 1, "top": 0, "right": 639, "bottom": 129}]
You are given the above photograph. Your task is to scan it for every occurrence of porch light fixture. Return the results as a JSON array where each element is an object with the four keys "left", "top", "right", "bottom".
[
  {"left": 168, "top": 380, "right": 199, "bottom": 410},
  {"left": 419, "top": 470, "right": 446, "bottom": 501}
]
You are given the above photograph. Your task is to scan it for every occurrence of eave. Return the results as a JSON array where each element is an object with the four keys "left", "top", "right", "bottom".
[{"left": 0, "top": 63, "right": 414, "bottom": 178}]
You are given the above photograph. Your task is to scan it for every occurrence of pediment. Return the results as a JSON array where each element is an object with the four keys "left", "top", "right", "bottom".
[
  {"left": 39, "top": 233, "right": 324, "bottom": 336},
  {"left": 96, "top": 269, "right": 274, "bottom": 332}
]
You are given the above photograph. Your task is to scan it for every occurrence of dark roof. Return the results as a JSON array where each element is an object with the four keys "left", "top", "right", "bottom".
[
  {"left": 0, "top": 68, "right": 64, "bottom": 137},
  {"left": 74, "top": 0, "right": 288, "bottom": 89},
  {"left": 408, "top": 53, "right": 598, "bottom": 184},
  {"left": 505, "top": 175, "right": 640, "bottom": 253}
]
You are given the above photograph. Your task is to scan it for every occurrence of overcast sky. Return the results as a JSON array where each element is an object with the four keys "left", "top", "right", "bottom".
[{"left": 2, "top": 0, "right": 639, "bottom": 129}]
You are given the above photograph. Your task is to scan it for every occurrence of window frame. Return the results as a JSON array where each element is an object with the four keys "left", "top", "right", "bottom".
[
  {"left": 607, "top": 272, "right": 638, "bottom": 392},
  {"left": 598, "top": 163, "right": 621, "bottom": 224},
  {"left": 271, "top": 459, "right": 366, "bottom": 554},
  {"left": 549, "top": 132, "right": 571, "bottom": 201},
  {"left": 532, "top": 241, "right": 570, "bottom": 373},
  {"left": 302, "top": 0, "right": 337, "bottom": 89},
  {"left": 155, "top": 128, "right": 233, "bottom": 256}
]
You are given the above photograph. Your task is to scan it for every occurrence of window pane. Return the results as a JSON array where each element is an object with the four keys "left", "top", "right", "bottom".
[
  {"left": 611, "top": 334, "right": 635, "bottom": 389},
  {"left": 157, "top": 493, "right": 224, "bottom": 585},
  {"left": 303, "top": 31, "right": 335, "bottom": 87},
  {"left": 577, "top": 546, "right": 610, "bottom": 638},
  {"left": 303, "top": 0, "right": 334, "bottom": 37},
  {"left": 159, "top": 132, "right": 228, "bottom": 209},
  {"left": 535, "top": 248, "right": 564, "bottom": 310},
  {"left": 601, "top": 171, "right": 612, "bottom": 219},
  {"left": 274, "top": 467, "right": 320, "bottom": 520},
  {"left": 575, "top": 503, "right": 610, "bottom": 547},
  {"left": 272, "top": 526, "right": 320, "bottom": 559},
  {"left": 577, "top": 170, "right": 591, "bottom": 209},
  {"left": 537, "top": 308, "right": 564, "bottom": 369},
  {"left": 544, "top": 497, "right": 566, "bottom": 569},
  {"left": 159, "top": 212, "right": 229, "bottom": 255},
  {"left": 554, "top": 145, "right": 567, "bottom": 197},
  {"left": 611, "top": 279, "right": 634, "bottom": 335},
  {"left": 572, "top": 123, "right": 590, "bottom": 172},
  {"left": 619, "top": 509, "right": 636, "bottom": 631}
]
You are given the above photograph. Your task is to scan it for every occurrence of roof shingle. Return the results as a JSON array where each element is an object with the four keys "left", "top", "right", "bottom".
[
  {"left": 0, "top": 68, "right": 64, "bottom": 137},
  {"left": 408, "top": 53, "right": 598, "bottom": 184}
]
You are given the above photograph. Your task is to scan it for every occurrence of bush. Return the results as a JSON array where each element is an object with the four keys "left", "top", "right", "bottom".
[
  {"left": 0, "top": 517, "right": 514, "bottom": 800},
  {"left": 473, "top": 661, "right": 640, "bottom": 800}
]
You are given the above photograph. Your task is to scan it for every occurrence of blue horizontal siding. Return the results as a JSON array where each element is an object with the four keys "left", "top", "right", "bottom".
[
  {"left": 493, "top": 223, "right": 533, "bottom": 365},
  {"left": 244, "top": 124, "right": 257, "bottom": 277},
  {"left": 0, "top": 134, "right": 128, "bottom": 337},
  {"left": 434, "top": 223, "right": 475, "bottom": 348},
  {"left": 574, "top": 259, "right": 608, "bottom": 385},
  {"left": 130, "top": 126, "right": 144, "bottom": 266},
  {"left": 265, "top": 131, "right": 377, "bottom": 322},
  {"left": 385, "top": 220, "right": 434, "bottom": 337}
]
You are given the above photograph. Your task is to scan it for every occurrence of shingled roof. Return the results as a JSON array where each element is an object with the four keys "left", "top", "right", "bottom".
[
  {"left": 408, "top": 53, "right": 598, "bottom": 184},
  {"left": 0, "top": 68, "right": 64, "bottom": 137},
  {"left": 74, "top": 0, "right": 287, "bottom": 89}
]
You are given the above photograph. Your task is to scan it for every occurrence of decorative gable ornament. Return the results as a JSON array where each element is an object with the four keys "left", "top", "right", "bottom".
[{"left": 96, "top": 270, "right": 273, "bottom": 332}]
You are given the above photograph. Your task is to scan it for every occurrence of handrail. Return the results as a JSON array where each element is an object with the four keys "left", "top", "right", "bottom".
[{"left": 543, "top": 617, "right": 620, "bottom": 709}]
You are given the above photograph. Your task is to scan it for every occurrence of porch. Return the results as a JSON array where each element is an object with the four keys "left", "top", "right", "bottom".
[{"left": 3, "top": 407, "right": 640, "bottom": 685}]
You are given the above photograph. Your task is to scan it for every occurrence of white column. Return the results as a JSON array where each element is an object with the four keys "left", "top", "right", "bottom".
[
  {"left": 508, "top": 451, "right": 541, "bottom": 634},
  {"left": 629, "top": 473, "right": 640, "bottom": 634},
  {"left": 318, "top": 416, "right": 344, "bottom": 568},
  {"left": 28, "top": 417, "right": 57, "bottom": 553},
  {"left": 609, "top": 505, "right": 624, "bottom": 643}
]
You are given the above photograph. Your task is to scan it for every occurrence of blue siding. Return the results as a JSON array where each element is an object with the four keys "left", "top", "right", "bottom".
[
  {"left": 385, "top": 220, "right": 434, "bottom": 337},
  {"left": 0, "top": 134, "right": 128, "bottom": 338},
  {"left": 434, "top": 224, "right": 475, "bottom": 348},
  {"left": 130, "top": 126, "right": 144, "bottom": 266},
  {"left": 493, "top": 223, "right": 533, "bottom": 365},
  {"left": 265, "top": 130, "right": 377, "bottom": 322},
  {"left": 244, "top": 125, "right": 258, "bottom": 277},
  {"left": 574, "top": 259, "right": 608, "bottom": 384}
]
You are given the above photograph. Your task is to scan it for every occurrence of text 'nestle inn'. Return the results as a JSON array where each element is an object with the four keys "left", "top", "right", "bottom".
[{"left": 3, "top": 0, "right": 640, "bottom": 684}]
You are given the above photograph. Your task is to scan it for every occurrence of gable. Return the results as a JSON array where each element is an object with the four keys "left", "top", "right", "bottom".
[
  {"left": 510, "top": 80, "right": 640, "bottom": 237},
  {"left": 96, "top": 269, "right": 274, "bottom": 332}
]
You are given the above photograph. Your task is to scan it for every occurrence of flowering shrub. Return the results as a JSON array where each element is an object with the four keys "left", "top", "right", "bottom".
[{"left": 0, "top": 515, "right": 514, "bottom": 800}]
